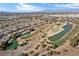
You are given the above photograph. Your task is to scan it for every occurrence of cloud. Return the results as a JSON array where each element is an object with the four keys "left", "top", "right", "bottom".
[
  {"left": 16, "top": 3, "right": 45, "bottom": 12},
  {"left": 0, "top": 8, "right": 5, "bottom": 11},
  {"left": 55, "top": 4, "right": 79, "bottom": 9},
  {"left": 64, "top": 4, "right": 79, "bottom": 8}
]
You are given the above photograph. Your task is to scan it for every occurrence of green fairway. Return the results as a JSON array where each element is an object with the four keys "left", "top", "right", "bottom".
[
  {"left": 21, "top": 33, "right": 31, "bottom": 39},
  {"left": 48, "top": 23, "right": 72, "bottom": 41},
  {"left": 48, "top": 23, "right": 73, "bottom": 49},
  {"left": 53, "top": 39, "right": 66, "bottom": 49}
]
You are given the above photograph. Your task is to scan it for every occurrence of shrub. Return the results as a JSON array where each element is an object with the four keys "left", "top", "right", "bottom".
[
  {"left": 21, "top": 53, "right": 29, "bottom": 56},
  {"left": 30, "top": 50, "right": 34, "bottom": 54},
  {"left": 41, "top": 44, "right": 46, "bottom": 48},
  {"left": 35, "top": 45, "right": 40, "bottom": 49}
]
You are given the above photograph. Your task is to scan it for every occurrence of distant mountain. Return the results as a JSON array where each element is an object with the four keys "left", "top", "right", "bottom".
[{"left": 0, "top": 10, "right": 79, "bottom": 15}]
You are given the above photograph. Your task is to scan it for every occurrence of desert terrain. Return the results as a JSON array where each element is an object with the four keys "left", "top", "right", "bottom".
[{"left": 0, "top": 13, "right": 79, "bottom": 56}]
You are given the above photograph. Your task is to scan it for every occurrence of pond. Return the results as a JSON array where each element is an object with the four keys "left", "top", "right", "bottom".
[
  {"left": 4, "top": 32, "right": 31, "bottom": 50},
  {"left": 48, "top": 23, "right": 72, "bottom": 41},
  {"left": 6, "top": 39, "right": 19, "bottom": 50}
]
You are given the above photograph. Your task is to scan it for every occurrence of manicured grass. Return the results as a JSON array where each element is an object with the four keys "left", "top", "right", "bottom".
[
  {"left": 52, "top": 25, "right": 79, "bottom": 49},
  {"left": 53, "top": 39, "right": 65, "bottom": 49},
  {"left": 22, "top": 34, "right": 31, "bottom": 39},
  {"left": 48, "top": 24, "right": 73, "bottom": 49},
  {"left": 48, "top": 24, "right": 72, "bottom": 41}
]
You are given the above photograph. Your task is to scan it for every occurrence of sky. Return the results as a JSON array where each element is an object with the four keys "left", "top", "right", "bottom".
[{"left": 0, "top": 3, "right": 79, "bottom": 12}]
